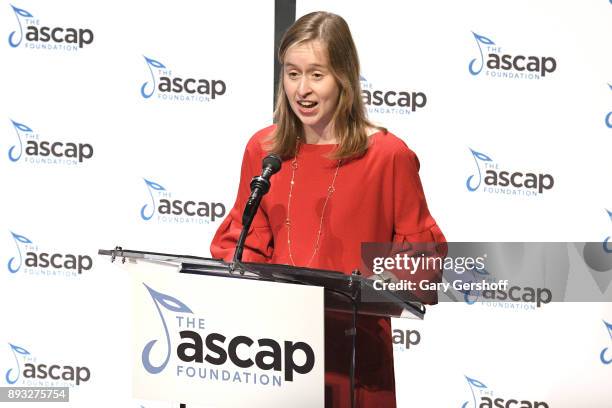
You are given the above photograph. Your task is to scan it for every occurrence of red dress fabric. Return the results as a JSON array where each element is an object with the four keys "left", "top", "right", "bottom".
[{"left": 210, "top": 125, "right": 445, "bottom": 407}]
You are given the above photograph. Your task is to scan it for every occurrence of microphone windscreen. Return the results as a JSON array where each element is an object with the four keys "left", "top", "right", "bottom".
[{"left": 262, "top": 154, "right": 282, "bottom": 174}]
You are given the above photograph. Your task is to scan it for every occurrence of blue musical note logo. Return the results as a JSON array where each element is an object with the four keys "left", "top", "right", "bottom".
[
  {"left": 140, "top": 178, "right": 166, "bottom": 221},
  {"left": 5, "top": 343, "right": 30, "bottom": 384},
  {"left": 466, "top": 148, "right": 493, "bottom": 192},
  {"left": 7, "top": 231, "right": 32, "bottom": 273},
  {"left": 606, "top": 84, "right": 612, "bottom": 129},
  {"left": 8, "top": 5, "right": 33, "bottom": 48},
  {"left": 141, "top": 283, "right": 193, "bottom": 374},
  {"left": 600, "top": 320, "right": 612, "bottom": 365},
  {"left": 469, "top": 32, "right": 495, "bottom": 76},
  {"left": 141, "top": 56, "right": 167, "bottom": 99},
  {"left": 8, "top": 119, "right": 32, "bottom": 162},
  {"left": 461, "top": 376, "right": 488, "bottom": 408}
]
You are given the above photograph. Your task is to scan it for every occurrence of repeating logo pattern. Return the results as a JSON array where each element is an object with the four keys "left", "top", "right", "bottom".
[
  {"left": 468, "top": 31, "right": 556, "bottom": 80},
  {"left": 7, "top": 4, "right": 94, "bottom": 51},
  {"left": 3, "top": 343, "right": 90, "bottom": 386},
  {"left": 6, "top": 231, "right": 93, "bottom": 276},
  {"left": 360, "top": 75, "right": 427, "bottom": 115},
  {"left": 140, "top": 56, "right": 227, "bottom": 102},
  {"left": 139, "top": 178, "right": 226, "bottom": 224},
  {"left": 7, "top": 119, "right": 94, "bottom": 165},
  {"left": 466, "top": 148, "right": 554, "bottom": 196}
]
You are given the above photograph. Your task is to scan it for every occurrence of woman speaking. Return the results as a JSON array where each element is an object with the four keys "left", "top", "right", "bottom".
[{"left": 211, "top": 11, "right": 445, "bottom": 408}]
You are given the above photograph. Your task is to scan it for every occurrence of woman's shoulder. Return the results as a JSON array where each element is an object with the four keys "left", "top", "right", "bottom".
[
  {"left": 244, "top": 124, "right": 277, "bottom": 155},
  {"left": 369, "top": 129, "right": 417, "bottom": 159}
]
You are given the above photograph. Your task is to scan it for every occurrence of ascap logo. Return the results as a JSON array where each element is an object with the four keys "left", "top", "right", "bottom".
[
  {"left": 461, "top": 376, "right": 549, "bottom": 408},
  {"left": 466, "top": 148, "right": 554, "bottom": 197},
  {"left": 6, "top": 231, "right": 93, "bottom": 277},
  {"left": 4, "top": 343, "right": 90, "bottom": 386},
  {"left": 141, "top": 284, "right": 315, "bottom": 386},
  {"left": 7, "top": 4, "right": 94, "bottom": 51},
  {"left": 140, "top": 178, "right": 226, "bottom": 224},
  {"left": 468, "top": 32, "right": 556, "bottom": 80},
  {"left": 360, "top": 76, "right": 426, "bottom": 115},
  {"left": 140, "top": 56, "right": 227, "bottom": 102},
  {"left": 457, "top": 265, "right": 551, "bottom": 310},
  {"left": 7, "top": 119, "right": 94, "bottom": 165}
]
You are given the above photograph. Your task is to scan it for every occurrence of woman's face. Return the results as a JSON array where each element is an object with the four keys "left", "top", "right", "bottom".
[{"left": 283, "top": 40, "right": 340, "bottom": 135}]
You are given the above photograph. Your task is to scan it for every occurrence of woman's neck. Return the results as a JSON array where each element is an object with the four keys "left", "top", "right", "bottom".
[
  {"left": 303, "top": 123, "right": 337, "bottom": 144},
  {"left": 301, "top": 124, "right": 379, "bottom": 144}
]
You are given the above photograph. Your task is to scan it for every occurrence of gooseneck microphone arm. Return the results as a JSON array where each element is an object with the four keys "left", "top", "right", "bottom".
[{"left": 232, "top": 154, "right": 282, "bottom": 266}]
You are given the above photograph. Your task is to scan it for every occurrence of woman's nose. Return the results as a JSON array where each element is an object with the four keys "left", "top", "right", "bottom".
[{"left": 297, "top": 77, "right": 311, "bottom": 96}]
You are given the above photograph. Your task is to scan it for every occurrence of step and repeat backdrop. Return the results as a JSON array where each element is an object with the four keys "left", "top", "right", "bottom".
[{"left": 1, "top": 0, "right": 611, "bottom": 407}]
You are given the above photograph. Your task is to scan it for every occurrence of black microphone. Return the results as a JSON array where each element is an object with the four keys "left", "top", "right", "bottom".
[
  {"left": 234, "top": 154, "right": 282, "bottom": 264},
  {"left": 247, "top": 154, "right": 282, "bottom": 207}
]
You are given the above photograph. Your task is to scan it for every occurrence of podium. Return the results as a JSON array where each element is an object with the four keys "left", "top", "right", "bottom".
[{"left": 99, "top": 247, "right": 426, "bottom": 408}]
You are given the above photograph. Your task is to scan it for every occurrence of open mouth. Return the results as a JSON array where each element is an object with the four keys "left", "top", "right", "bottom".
[{"left": 297, "top": 100, "right": 318, "bottom": 109}]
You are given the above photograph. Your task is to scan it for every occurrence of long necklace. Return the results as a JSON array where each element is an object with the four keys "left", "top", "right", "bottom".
[{"left": 286, "top": 142, "right": 341, "bottom": 267}]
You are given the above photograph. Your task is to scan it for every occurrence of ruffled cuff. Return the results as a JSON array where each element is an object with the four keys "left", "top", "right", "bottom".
[
  {"left": 210, "top": 214, "right": 273, "bottom": 263},
  {"left": 391, "top": 224, "right": 447, "bottom": 305}
]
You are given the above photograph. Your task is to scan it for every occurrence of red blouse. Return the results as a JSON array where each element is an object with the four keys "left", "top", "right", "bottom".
[
  {"left": 211, "top": 125, "right": 445, "bottom": 278},
  {"left": 210, "top": 125, "right": 445, "bottom": 407}
]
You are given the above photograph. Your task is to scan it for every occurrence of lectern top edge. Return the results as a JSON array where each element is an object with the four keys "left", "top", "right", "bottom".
[{"left": 98, "top": 247, "right": 426, "bottom": 320}]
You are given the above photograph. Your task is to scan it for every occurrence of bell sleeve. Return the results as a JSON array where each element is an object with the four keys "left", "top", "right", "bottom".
[
  {"left": 391, "top": 143, "right": 447, "bottom": 304},
  {"left": 209, "top": 139, "right": 274, "bottom": 263}
]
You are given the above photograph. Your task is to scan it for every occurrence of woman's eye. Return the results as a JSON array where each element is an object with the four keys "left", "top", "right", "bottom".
[
  {"left": 312, "top": 73, "right": 323, "bottom": 79},
  {"left": 287, "top": 71, "right": 299, "bottom": 79}
]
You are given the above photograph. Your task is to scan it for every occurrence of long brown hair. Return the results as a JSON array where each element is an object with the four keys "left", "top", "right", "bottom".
[{"left": 270, "top": 11, "right": 384, "bottom": 160}]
